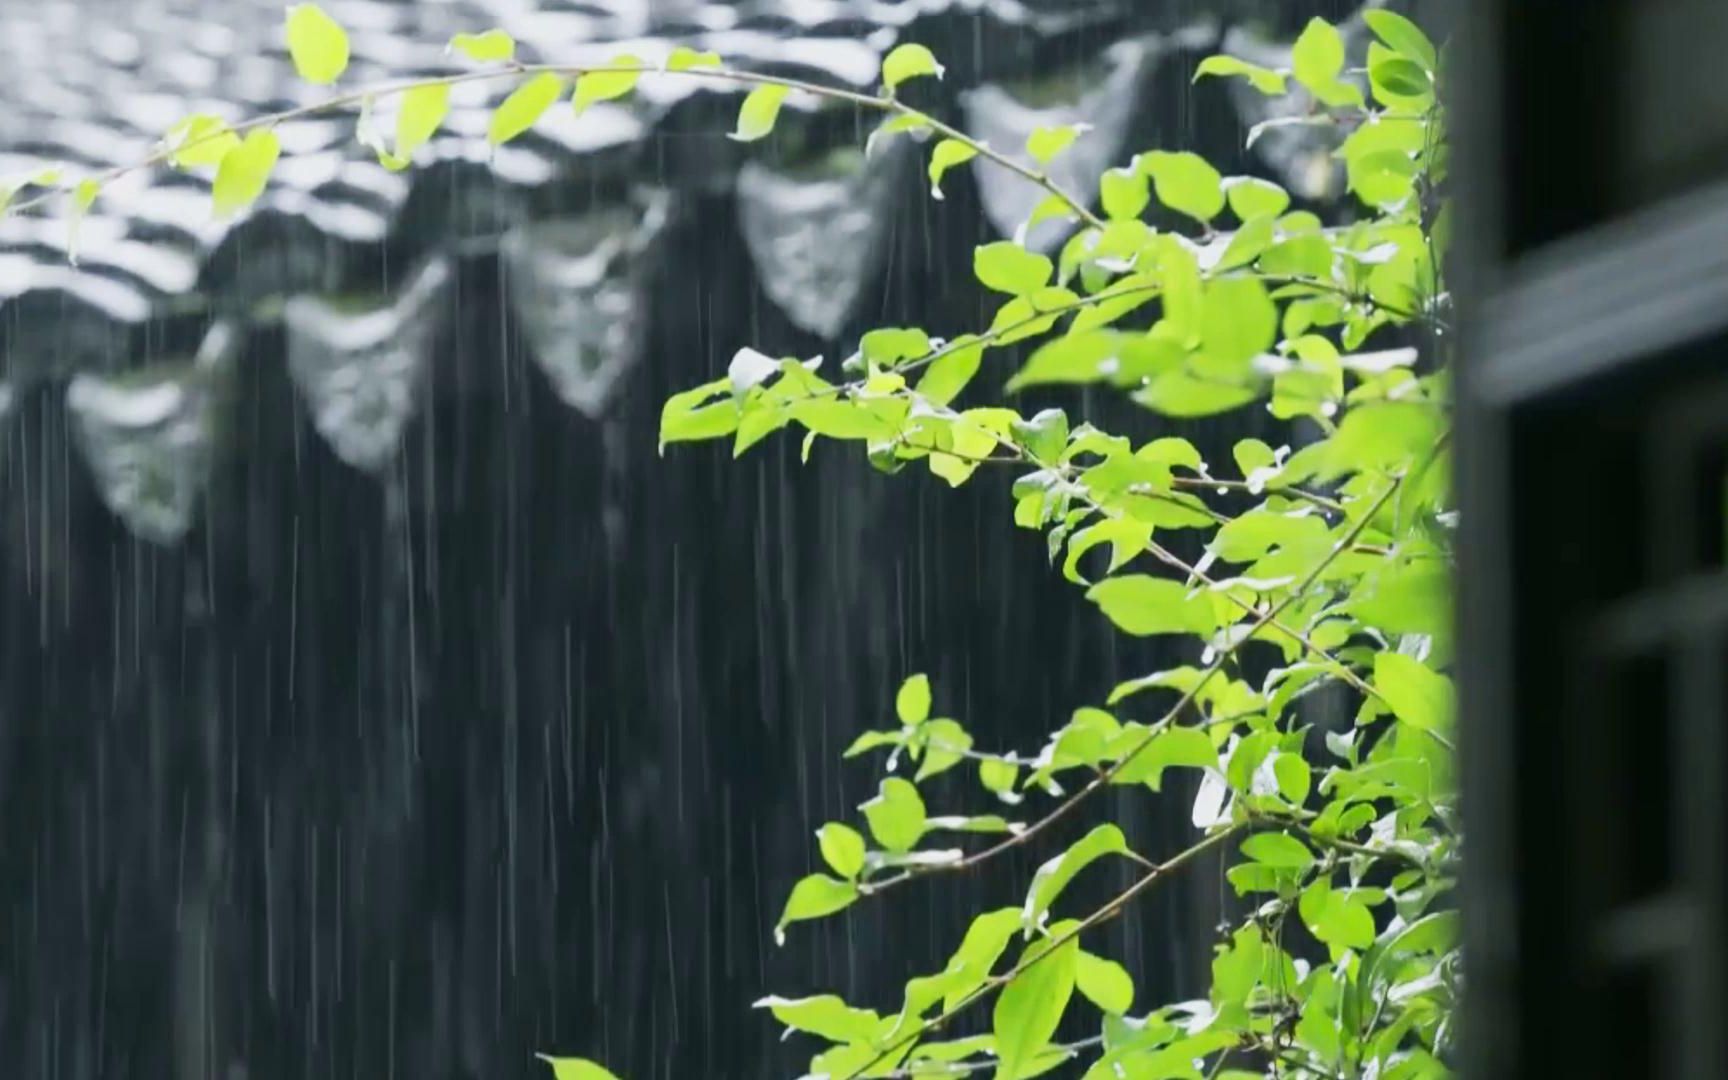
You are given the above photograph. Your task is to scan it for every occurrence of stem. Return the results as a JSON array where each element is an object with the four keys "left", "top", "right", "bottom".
[
  {"left": 845, "top": 823, "right": 1247, "bottom": 1079},
  {"left": 856, "top": 455, "right": 1421, "bottom": 901},
  {"left": 4, "top": 60, "right": 1103, "bottom": 233}
]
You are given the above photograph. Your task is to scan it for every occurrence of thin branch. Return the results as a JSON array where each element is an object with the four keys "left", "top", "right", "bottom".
[
  {"left": 856, "top": 460, "right": 1419, "bottom": 902},
  {"left": 845, "top": 823, "right": 1247, "bottom": 1079},
  {"left": 4, "top": 59, "right": 1103, "bottom": 232},
  {"left": 882, "top": 1034, "right": 1106, "bottom": 1078}
]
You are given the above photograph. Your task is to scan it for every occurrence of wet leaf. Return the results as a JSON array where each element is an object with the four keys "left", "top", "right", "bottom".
[
  {"left": 574, "top": 56, "right": 644, "bottom": 113},
  {"left": 776, "top": 875, "right": 859, "bottom": 942},
  {"left": 535, "top": 1056, "right": 620, "bottom": 1080},
  {"left": 882, "top": 43, "right": 944, "bottom": 89},
  {"left": 994, "top": 933, "right": 1078, "bottom": 1080},
  {"left": 212, "top": 129, "right": 280, "bottom": 218},
  {"left": 817, "top": 823, "right": 867, "bottom": 879},
  {"left": 1085, "top": 575, "right": 1215, "bottom": 637},
  {"left": 395, "top": 83, "right": 449, "bottom": 161},
  {"left": 1075, "top": 951, "right": 1134, "bottom": 1015},
  {"left": 490, "top": 73, "right": 565, "bottom": 144},
  {"left": 1142, "top": 151, "right": 1224, "bottom": 225},
  {"left": 928, "top": 139, "right": 978, "bottom": 199},
  {"left": 285, "top": 4, "right": 350, "bottom": 85},
  {"left": 731, "top": 84, "right": 790, "bottom": 142},
  {"left": 450, "top": 29, "right": 516, "bottom": 62},
  {"left": 1193, "top": 54, "right": 1288, "bottom": 96},
  {"left": 667, "top": 46, "right": 722, "bottom": 71},
  {"left": 861, "top": 778, "right": 926, "bottom": 853}
]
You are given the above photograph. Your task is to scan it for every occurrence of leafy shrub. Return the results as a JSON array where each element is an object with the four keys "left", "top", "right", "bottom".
[{"left": 5, "top": 9, "right": 1457, "bottom": 1077}]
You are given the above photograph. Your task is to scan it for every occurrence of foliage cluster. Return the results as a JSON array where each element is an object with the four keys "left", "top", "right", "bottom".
[{"left": 3, "top": 7, "right": 1459, "bottom": 1078}]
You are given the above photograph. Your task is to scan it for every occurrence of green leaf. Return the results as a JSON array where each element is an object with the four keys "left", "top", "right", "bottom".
[
  {"left": 843, "top": 729, "right": 905, "bottom": 757},
  {"left": 917, "top": 719, "right": 973, "bottom": 782},
  {"left": 1112, "top": 726, "right": 1217, "bottom": 791},
  {"left": 928, "top": 139, "right": 978, "bottom": 199},
  {"left": 490, "top": 73, "right": 565, "bottom": 144},
  {"left": 1027, "top": 124, "right": 1085, "bottom": 167},
  {"left": 861, "top": 778, "right": 927, "bottom": 853},
  {"left": 535, "top": 1056, "right": 620, "bottom": 1080},
  {"left": 882, "top": 43, "right": 944, "bottom": 89},
  {"left": 451, "top": 30, "right": 516, "bottom": 62},
  {"left": 285, "top": 4, "right": 350, "bottom": 85},
  {"left": 817, "top": 823, "right": 867, "bottom": 879},
  {"left": 1141, "top": 151, "right": 1224, "bottom": 225},
  {"left": 1099, "top": 167, "right": 1149, "bottom": 221},
  {"left": 667, "top": 46, "right": 722, "bottom": 71},
  {"left": 1224, "top": 177, "right": 1289, "bottom": 222},
  {"left": 1371, "top": 58, "right": 1431, "bottom": 100},
  {"left": 212, "top": 129, "right": 281, "bottom": 218},
  {"left": 896, "top": 673, "right": 932, "bottom": 725},
  {"left": 1011, "top": 408, "right": 1068, "bottom": 463},
  {"left": 658, "top": 378, "right": 737, "bottom": 450},
  {"left": 993, "top": 934, "right": 1079, "bottom": 1080},
  {"left": 867, "top": 111, "right": 933, "bottom": 156},
  {"left": 776, "top": 874, "right": 859, "bottom": 943},
  {"left": 1193, "top": 54, "right": 1288, "bottom": 96},
  {"left": 731, "top": 84, "right": 790, "bottom": 142},
  {"left": 1273, "top": 753, "right": 1312, "bottom": 805},
  {"left": 1241, "top": 831, "right": 1315, "bottom": 870},
  {"left": 574, "top": 57, "right": 644, "bottom": 113},
  {"left": 1023, "top": 824, "right": 1130, "bottom": 929},
  {"left": 974, "top": 242, "right": 1053, "bottom": 297},
  {"left": 1198, "top": 277, "right": 1276, "bottom": 376},
  {"left": 165, "top": 114, "right": 241, "bottom": 168},
  {"left": 1300, "top": 879, "right": 1377, "bottom": 952},
  {"left": 916, "top": 335, "right": 984, "bottom": 406},
  {"left": 395, "top": 83, "right": 450, "bottom": 162},
  {"left": 860, "top": 327, "right": 932, "bottom": 369},
  {"left": 1364, "top": 10, "right": 1439, "bottom": 71},
  {"left": 66, "top": 179, "right": 101, "bottom": 263},
  {"left": 1373, "top": 654, "right": 1454, "bottom": 738},
  {"left": 979, "top": 757, "right": 1019, "bottom": 798},
  {"left": 1292, "top": 18, "right": 1345, "bottom": 93},
  {"left": 1075, "top": 951, "right": 1134, "bottom": 1015},
  {"left": 939, "top": 909, "right": 1021, "bottom": 1010},
  {"left": 753, "top": 994, "right": 882, "bottom": 1043},
  {"left": 1085, "top": 575, "right": 1214, "bottom": 637}
]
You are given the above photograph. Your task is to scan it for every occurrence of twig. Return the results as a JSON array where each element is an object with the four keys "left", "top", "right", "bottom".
[{"left": 845, "top": 823, "right": 1247, "bottom": 1079}]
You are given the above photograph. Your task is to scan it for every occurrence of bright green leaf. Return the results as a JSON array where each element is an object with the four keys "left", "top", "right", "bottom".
[
  {"left": 1292, "top": 18, "right": 1345, "bottom": 94},
  {"left": 1142, "top": 150, "right": 1225, "bottom": 225},
  {"left": 451, "top": 30, "right": 516, "bottom": 62},
  {"left": 490, "top": 73, "right": 565, "bottom": 144},
  {"left": 776, "top": 875, "right": 859, "bottom": 943},
  {"left": 666, "top": 46, "right": 722, "bottom": 71},
  {"left": 535, "top": 1056, "right": 620, "bottom": 1080},
  {"left": 395, "top": 83, "right": 450, "bottom": 162},
  {"left": 1023, "top": 824, "right": 1130, "bottom": 929},
  {"left": 731, "top": 84, "right": 791, "bottom": 142},
  {"left": 165, "top": 114, "right": 240, "bottom": 168},
  {"left": 1364, "top": 9, "right": 1439, "bottom": 71},
  {"left": 917, "top": 335, "right": 985, "bottom": 406},
  {"left": 975, "top": 242, "right": 1053, "bottom": 297},
  {"left": 212, "top": 129, "right": 281, "bottom": 218},
  {"left": 753, "top": 994, "right": 882, "bottom": 1043},
  {"left": 994, "top": 934, "right": 1078, "bottom": 1080},
  {"left": 916, "top": 719, "right": 974, "bottom": 781},
  {"left": 882, "top": 43, "right": 944, "bottom": 89},
  {"left": 1085, "top": 575, "right": 1214, "bottom": 637},
  {"left": 1075, "top": 951, "right": 1134, "bottom": 1015},
  {"left": 1027, "top": 124, "right": 1085, "bottom": 167},
  {"left": 928, "top": 139, "right": 978, "bottom": 198},
  {"left": 1193, "top": 54, "right": 1288, "bottom": 96},
  {"left": 285, "top": 3, "right": 350, "bottom": 85},
  {"left": 1241, "top": 831, "right": 1315, "bottom": 870},
  {"left": 574, "top": 57, "right": 644, "bottom": 113},
  {"left": 1224, "top": 176, "right": 1290, "bottom": 222},
  {"left": 896, "top": 673, "right": 932, "bottom": 725},
  {"left": 1373, "top": 654, "right": 1455, "bottom": 738},
  {"left": 861, "top": 778, "right": 927, "bottom": 853},
  {"left": 817, "top": 823, "right": 867, "bottom": 879}
]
